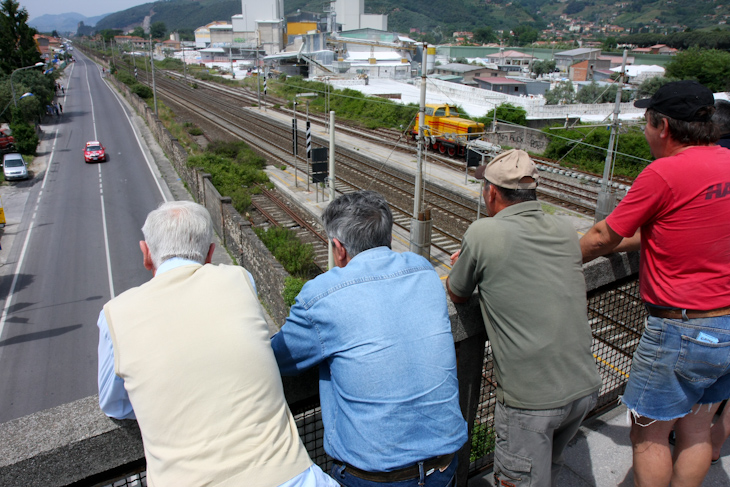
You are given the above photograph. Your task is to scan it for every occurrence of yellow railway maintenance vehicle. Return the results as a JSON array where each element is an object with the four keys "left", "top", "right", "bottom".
[{"left": 410, "top": 104, "right": 485, "bottom": 158}]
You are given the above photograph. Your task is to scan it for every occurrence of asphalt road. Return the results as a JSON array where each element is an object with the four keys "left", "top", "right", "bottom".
[{"left": 0, "top": 52, "right": 172, "bottom": 423}]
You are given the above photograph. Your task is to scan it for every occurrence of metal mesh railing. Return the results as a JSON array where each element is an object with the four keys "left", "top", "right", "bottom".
[
  {"left": 93, "top": 276, "right": 643, "bottom": 484},
  {"left": 466, "top": 275, "right": 644, "bottom": 475},
  {"left": 94, "top": 470, "right": 146, "bottom": 487}
]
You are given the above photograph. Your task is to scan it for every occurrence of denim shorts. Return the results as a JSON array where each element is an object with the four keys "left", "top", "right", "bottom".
[{"left": 622, "top": 314, "right": 730, "bottom": 421}]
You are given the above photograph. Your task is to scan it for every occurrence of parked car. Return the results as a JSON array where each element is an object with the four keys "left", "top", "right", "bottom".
[
  {"left": 84, "top": 141, "right": 106, "bottom": 163},
  {"left": 3, "top": 153, "right": 28, "bottom": 181},
  {"left": 0, "top": 130, "right": 15, "bottom": 153}
]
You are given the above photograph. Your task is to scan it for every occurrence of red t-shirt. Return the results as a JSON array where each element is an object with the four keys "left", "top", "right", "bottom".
[{"left": 606, "top": 145, "right": 730, "bottom": 309}]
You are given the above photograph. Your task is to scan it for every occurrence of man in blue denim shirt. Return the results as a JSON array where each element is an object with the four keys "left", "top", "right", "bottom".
[{"left": 271, "top": 191, "right": 467, "bottom": 487}]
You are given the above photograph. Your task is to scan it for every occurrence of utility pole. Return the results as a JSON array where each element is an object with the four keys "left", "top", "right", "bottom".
[
  {"left": 327, "top": 110, "right": 336, "bottom": 270},
  {"left": 229, "top": 44, "right": 235, "bottom": 79},
  {"left": 182, "top": 44, "right": 188, "bottom": 83},
  {"left": 594, "top": 49, "right": 627, "bottom": 223},
  {"left": 256, "top": 32, "right": 261, "bottom": 108},
  {"left": 150, "top": 34, "right": 158, "bottom": 116},
  {"left": 409, "top": 43, "right": 432, "bottom": 259}
]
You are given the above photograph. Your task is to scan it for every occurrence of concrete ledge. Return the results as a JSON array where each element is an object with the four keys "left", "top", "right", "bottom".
[
  {"left": 584, "top": 251, "right": 640, "bottom": 293},
  {"left": 0, "top": 396, "right": 143, "bottom": 487}
]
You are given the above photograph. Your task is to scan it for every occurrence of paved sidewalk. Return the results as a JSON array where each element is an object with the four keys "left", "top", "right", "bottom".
[{"left": 468, "top": 404, "right": 730, "bottom": 486}]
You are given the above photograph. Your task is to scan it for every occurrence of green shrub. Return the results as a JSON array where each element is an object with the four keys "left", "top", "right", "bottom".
[
  {"left": 115, "top": 70, "right": 136, "bottom": 86},
  {"left": 283, "top": 276, "right": 306, "bottom": 306},
  {"left": 542, "top": 124, "right": 650, "bottom": 178},
  {"left": 131, "top": 83, "right": 153, "bottom": 99},
  {"left": 9, "top": 121, "right": 39, "bottom": 155},
  {"left": 188, "top": 127, "right": 203, "bottom": 136},
  {"left": 187, "top": 142, "right": 268, "bottom": 214},
  {"left": 470, "top": 422, "right": 495, "bottom": 461},
  {"left": 253, "top": 226, "right": 316, "bottom": 277}
]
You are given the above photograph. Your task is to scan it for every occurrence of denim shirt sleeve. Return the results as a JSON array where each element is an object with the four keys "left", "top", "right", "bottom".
[
  {"left": 271, "top": 297, "right": 326, "bottom": 376},
  {"left": 97, "top": 310, "right": 136, "bottom": 420}
]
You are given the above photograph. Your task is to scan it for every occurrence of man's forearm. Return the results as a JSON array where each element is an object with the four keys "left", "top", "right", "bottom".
[
  {"left": 446, "top": 277, "right": 469, "bottom": 304},
  {"left": 580, "top": 220, "right": 629, "bottom": 263}
]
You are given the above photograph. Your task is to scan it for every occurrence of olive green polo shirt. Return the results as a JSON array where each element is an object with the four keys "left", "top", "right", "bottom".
[{"left": 449, "top": 201, "right": 601, "bottom": 409}]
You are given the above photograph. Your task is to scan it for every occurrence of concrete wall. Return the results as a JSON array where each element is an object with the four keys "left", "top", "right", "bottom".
[{"left": 481, "top": 122, "right": 551, "bottom": 154}]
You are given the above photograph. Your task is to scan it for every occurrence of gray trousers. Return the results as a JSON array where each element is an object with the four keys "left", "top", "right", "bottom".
[{"left": 492, "top": 392, "right": 598, "bottom": 487}]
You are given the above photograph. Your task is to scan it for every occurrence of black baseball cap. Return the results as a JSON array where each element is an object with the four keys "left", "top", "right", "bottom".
[{"left": 634, "top": 80, "right": 715, "bottom": 122}]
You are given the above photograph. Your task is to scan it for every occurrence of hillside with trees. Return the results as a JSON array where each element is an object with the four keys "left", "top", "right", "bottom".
[{"left": 84, "top": 0, "right": 729, "bottom": 47}]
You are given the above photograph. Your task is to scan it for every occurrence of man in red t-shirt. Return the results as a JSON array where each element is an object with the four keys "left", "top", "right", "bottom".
[{"left": 581, "top": 80, "right": 730, "bottom": 487}]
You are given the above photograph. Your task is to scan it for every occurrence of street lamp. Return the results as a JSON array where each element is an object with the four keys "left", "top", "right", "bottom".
[{"left": 11, "top": 62, "right": 44, "bottom": 108}]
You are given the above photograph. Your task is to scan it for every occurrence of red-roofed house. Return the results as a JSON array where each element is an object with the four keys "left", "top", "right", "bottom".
[{"left": 631, "top": 44, "right": 678, "bottom": 55}]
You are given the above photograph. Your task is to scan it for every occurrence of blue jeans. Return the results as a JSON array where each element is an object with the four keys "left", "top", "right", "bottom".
[
  {"left": 330, "top": 457, "right": 457, "bottom": 487},
  {"left": 622, "top": 315, "right": 730, "bottom": 421}
]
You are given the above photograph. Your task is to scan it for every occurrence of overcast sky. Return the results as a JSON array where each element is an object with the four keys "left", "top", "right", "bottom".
[{"left": 21, "top": 0, "right": 152, "bottom": 20}]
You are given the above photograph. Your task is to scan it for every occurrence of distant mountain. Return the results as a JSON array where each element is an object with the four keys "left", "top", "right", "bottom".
[
  {"left": 30, "top": 0, "right": 730, "bottom": 38},
  {"left": 29, "top": 12, "right": 109, "bottom": 34},
  {"left": 93, "top": 0, "right": 241, "bottom": 32}
]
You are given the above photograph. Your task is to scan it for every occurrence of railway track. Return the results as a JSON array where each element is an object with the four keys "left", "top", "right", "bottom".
[
  {"left": 113, "top": 59, "right": 635, "bottom": 259},
  {"left": 141, "top": 68, "right": 473, "bottom": 256},
  {"left": 250, "top": 187, "right": 330, "bottom": 273},
  {"left": 156, "top": 67, "right": 632, "bottom": 215}
]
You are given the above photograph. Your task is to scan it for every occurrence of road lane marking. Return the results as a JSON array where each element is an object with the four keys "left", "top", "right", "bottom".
[
  {"left": 99, "top": 165, "right": 114, "bottom": 298},
  {"left": 103, "top": 74, "right": 168, "bottom": 202},
  {"left": 86, "top": 59, "right": 115, "bottom": 299}
]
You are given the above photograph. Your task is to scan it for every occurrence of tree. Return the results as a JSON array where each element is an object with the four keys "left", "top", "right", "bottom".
[
  {"left": 532, "top": 59, "right": 556, "bottom": 77},
  {"left": 5, "top": 68, "right": 55, "bottom": 123},
  {"left": 150, "top": 21, "right": 167, "bottom": 39},
  {"left": 665, "top": 48, "right": 730, "bottom": 92},
  {"left": 99, "top": 29, "right": 123, "bottom": 42},
  {"left": 473, "top": 27, "right": 497, "bottom": 44},
  {"left": 0, "top": 0, "right": 41, "bottom": 75},
  {"left": 545, "top": 80, "right": 575, "bottom": 105},
  {"left": 131, "top": 26, "right": 146, "bottom": 38},
  {"left": 510, "top": 25, "right": 539, "bottom": 46},
  {"left": 477, "top": 103, "right": 527, "bottom": 126},
  {"left": 9, "top": 118, "right": 38, "bottom": 154},
  {"left": 575, "top": 81, "right": 632, "bottom": 104},
  {"left": 576, "top": 81, "right": 605, "bottom": 104},
  {"left": 637, "top": 75, "right": 674, "bottom": 99}
]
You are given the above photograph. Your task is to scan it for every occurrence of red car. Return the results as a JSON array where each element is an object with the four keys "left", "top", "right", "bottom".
[{"left": 84, "top": 141, "right": 106, "bottom": 163}]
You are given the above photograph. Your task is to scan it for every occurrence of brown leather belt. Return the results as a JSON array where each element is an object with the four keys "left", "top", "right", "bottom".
[
  {"left": 645, "top": 304, "right": 730, "bottom": 320},
  {"left": 333, "top": 453, "right": 455, "bottom": 482}
]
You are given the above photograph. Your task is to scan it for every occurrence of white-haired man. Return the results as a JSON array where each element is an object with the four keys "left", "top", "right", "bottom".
[{"left": 96, "top": 201, "right": 336, "bottom": 487}]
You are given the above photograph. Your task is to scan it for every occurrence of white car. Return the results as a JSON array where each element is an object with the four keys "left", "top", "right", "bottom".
[{"left": 3, "top": 153, "right": 28, "bottom": 181}]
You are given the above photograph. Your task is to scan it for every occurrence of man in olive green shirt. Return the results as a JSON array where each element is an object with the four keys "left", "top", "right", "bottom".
[{"left": 446, "top": 150, "right": 601, "bottom": 487}]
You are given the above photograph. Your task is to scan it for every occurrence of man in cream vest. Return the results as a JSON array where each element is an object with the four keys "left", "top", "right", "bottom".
[{"left": 96, "top": 201, "right": 337, "bottom": 487}]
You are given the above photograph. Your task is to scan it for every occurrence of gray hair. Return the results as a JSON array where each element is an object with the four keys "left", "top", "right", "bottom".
[
  {"left": 141, "top": 201, "right": 214, "bottom": 268},
  {"left": 483, "top": 180, "right": 537, "bottom": 204},
  {"left": 321, "top": 190, "right": 392, "bottom": 257},
  {"left": 713, "top": 100, "right": 730, "bottom": 134}
]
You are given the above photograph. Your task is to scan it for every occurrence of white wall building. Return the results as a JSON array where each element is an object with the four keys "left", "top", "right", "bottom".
[
  {"left": 335, "top": 0, "right": 387, "bottom": 32},
  {"left": 240, "top": 0, "right": 284, "bottom": 29}
]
